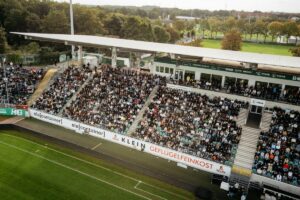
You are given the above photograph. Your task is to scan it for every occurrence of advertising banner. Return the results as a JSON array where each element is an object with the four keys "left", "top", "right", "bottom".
[
  {"left": 250, "top": 98, "right": 266, "bottom": 107},
  {"left": 29, "top": 109, "right": 231, "bottom": 176},
  {"left": 0, "top": 108, "right": 29, "bottom": 117}
]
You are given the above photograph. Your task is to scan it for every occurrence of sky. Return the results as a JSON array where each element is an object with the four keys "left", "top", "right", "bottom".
[{"left": 57, "top": 0, "right": 300, "bottom": 13}]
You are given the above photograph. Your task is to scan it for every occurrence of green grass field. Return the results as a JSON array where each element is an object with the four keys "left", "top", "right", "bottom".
[
  {"left": 201, "top": 39, "right": 293, "bottom": 56},
  {"left": 0, "top": 130, "right": 193, "bottom": 200}
]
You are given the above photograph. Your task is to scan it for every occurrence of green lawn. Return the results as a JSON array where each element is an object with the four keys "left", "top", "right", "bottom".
[
  {"left": 202, "top": 39, "right": 293, "bottom": 56},
  {"left": 0, "top": 130, "right": 193, "bottom": 200}
]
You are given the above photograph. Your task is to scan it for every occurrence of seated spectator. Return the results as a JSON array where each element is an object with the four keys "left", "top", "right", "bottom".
[
  {"left": 253, "top": 107, "right": 300, "bottom": 186},
  {"left": 0, "top": 64, "right": 44, "bottom": 105},
  {"left": 63, "top": 65, "right": 166, "bottom": 134},
  {"left": 133, "top": 86, "right": 248, "bottom": 164},
  {"left": 169, "top": 77, "right": 300, "bottom": 105},
  {"left": 31, "top": 65, "right": 91, "bottom": 114}
]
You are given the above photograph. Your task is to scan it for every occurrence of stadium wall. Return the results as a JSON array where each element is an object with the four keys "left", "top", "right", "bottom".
[{"left": 29, "top": 108, "right": 231, "bottom": 176}]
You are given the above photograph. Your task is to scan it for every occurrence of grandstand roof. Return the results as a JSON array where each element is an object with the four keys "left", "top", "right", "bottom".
[{"left": 11, "top": 32, "right": 300, "bottom": 69}]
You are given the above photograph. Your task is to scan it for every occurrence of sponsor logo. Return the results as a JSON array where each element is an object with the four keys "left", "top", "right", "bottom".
[
  {"left": 120, "top": 137, "right": 146, "bottom": 150},
  {"left": 71, "top": 123, "right": 105, "bottom": 138},
  {"left": 217, "top": 166, "right": 225, "bottom": 174},
  {"left": 149, "top": 145, "right": 213, "bottom": 169},
  {"left": 33, "top": 111, "right": 63, "bottom": 124},
  {"left": 113, "top": 134, "right": 119, "bottom": 141}
]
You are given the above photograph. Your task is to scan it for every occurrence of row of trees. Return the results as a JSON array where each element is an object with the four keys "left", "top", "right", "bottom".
[
  {"left": 220, "top": 29, "right": 300, "bottom": 56},
  {"left": 104, "top": 5, "right": 300, "bottom": 20},
  {"left": 173, "top": 17, "right": 300, "bottom": 44},
  {"left": 0, "top": 0, "right": 299, "bottom": 57},
  {"left": 0, "top": 0, "right": 180, "bottom": 54}
]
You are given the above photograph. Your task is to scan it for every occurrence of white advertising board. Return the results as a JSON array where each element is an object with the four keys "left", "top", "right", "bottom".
[
  {"left": 250, "top": 98, "right": 266, "bottom": 107},
  {"left": 29, "top": 109, "right": 231, "bottom": 176}
]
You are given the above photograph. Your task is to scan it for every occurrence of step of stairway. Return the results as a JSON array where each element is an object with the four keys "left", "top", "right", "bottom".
[
  {"left": 240, "top": 134, "right": 259, "bottom": 141},
  {"left": 240, "top": 138, "right": 259, "bottom": 145},
  {"left": 237, "top": 148, "right": 256, "bottom": 155},
  {"left": 237, "top": 145, "right": 257, "bottom": 153},
  {"left": 235, "top": 152, "right": 255, "bottom": 160},
  {"left": 235, "top": 155, "right": 254, "bottom": 163},
  {"left": 243, "top": 126, "right": 260, "bottom": 133},
  {"left": 238, "top": 142, "right": 257, "bottom": 149},
  {"left": 234, "top": 160, "right": 253, "bottom": 169},
  {"left": 241, "top": 137, "right": 259, "bottom": 142}
]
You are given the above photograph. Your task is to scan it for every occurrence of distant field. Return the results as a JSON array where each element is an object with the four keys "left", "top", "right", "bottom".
[
  {"left": 0, "top": 130, "right": 192, "bottom": 200},
  {"left": 202, "top": 39, "right": 293, "bottom": 56}
]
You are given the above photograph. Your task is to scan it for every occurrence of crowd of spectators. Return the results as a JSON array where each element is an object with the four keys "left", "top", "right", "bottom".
[
  {"left": 63, "top": 65, "right": 166, "bottom": 134},
  {"left": 169, "top": 78, "right": 300, "bottom": 105},
  {"left": 0, "top": 64, "right": 44, "bottom": 105},
  {"left": 253, "top": 107, "right": 300, "bottom": 186},
  {"left": 134, "top": 86, "right": 249, "bottom": 164},
  {"left": 31, "top": 65, "right": 91, "bottom": 114}
]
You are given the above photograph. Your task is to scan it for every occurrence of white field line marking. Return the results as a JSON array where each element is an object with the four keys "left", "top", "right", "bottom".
[
  {"left": 135, "top": 181, "right": 142, "bottom": 189},
  {"left": 139, "top": 182, "right": 188, "bottom": 200},
  {"left": 0, "top": 140, "right": 151, "bottom": 200},
  {"left": 13, "top": 117, "right": 25, "bottom": 124},
  {"left": 3, "top": 134, "right": 140, "bottom": 182},
  {"left": 135, "top": 182, "right": 168, "bottom": 200},
  {"left": 91, "top": 142, "right": 102, "bottom": 150},
  {"left": 2, "top": 134, "right": 188, "bottom": 200}
]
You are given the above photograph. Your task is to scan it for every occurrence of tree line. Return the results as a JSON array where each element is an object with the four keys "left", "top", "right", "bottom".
[
  {"left": 0, "top": 0, "right": 180, "bottom": 54},
  {"left": 0, "top": 0, "right": 299, "bottom": 57}
]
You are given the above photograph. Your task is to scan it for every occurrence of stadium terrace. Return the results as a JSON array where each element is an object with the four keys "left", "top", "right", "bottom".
[{"left": 1, "top": 32, "right": 300, "bottom": 199}]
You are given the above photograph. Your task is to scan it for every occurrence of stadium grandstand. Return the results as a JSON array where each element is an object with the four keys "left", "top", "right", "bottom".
[{"left": 1, "top": 32, "right": 300, "bottom": 199}]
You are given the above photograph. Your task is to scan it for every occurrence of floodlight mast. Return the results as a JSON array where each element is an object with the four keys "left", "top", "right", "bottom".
[
  {"left": 2, "top": 57, "right": 9, "bottom": 106},
  {"left": 70, "top": 0, "right": 75, "bottom": 59}
]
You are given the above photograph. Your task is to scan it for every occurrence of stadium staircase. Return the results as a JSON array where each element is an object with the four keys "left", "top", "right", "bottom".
[
  {"left": 233, "top": 126, "right": 260, "bottom": 169},
  {"left": 127, "top": 85, "right": 159, "bottom": 135},
  {"left": 230, "top": 110, "right": 273, "bottom": 192},
  {"left": 27, "top": 68, "right": 58, "bottom": 106},
  {"left": 260, "top": 111, "right": 273, "bottom": 132},
  {"left": 58, "top": 72, "right": 94, "bottom": 116},
  {"left": 236, "top": 108, "right": 248, "bottom": 126},
  {"left": 27, "top": 61, "right": 74, "bottom": 107}
]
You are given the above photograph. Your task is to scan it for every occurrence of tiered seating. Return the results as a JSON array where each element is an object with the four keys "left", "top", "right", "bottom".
[
  {"left": 31, "top": 65, "right": 92, "bottom": 114},
  {"left": 170, "top": 78, "right": 300, "bottom": 105},
  {"left": 63, "top": 65, "right": 166, "bottom": 134},
  {"left": 133, "top": 86, "right": 249, "bottom": 165},
  {"left": 253, "top": 107, "right": 300, "bottom": 186},
  {"left": 0, "top": 65, "right": 44, "bottom": 105}
]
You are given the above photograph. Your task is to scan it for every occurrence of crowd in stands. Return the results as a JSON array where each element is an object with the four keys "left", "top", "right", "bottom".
[
  {"left": 0, "top": 64, "right": 44, "bottom": 105},
  {"left": 31, "top": 65, "right": 91, "bottom": 114},
  {"left": 63, "top": 65, "right": 166, "bottom": 134},
  {"left": 134, "top": 86, "right": 249, "bottom": 164},
  {"left": 253, "top": 107, "right": 300, "bottom": 186},
  {"left": 169, "top": 78, "right": 300, "bottom": 105}
]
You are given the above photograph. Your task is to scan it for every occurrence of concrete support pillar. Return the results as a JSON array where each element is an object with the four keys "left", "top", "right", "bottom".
[
  {"left": 281, "top": 84, "right": 286, "bottom": 97},
  {"left": 111, "top": 47, "right": 117, "bottom": 68},
  {"left": 195, "top": 71, "right": 201, "bottom": 81},
  {"left": 150, "top": 54, "right": 155, "bottom": 65},
  {"left": 135, "top": 52, "right": 142, "bottom": 68},
  {"left": 170, "top": 53, "right": 176, "bottom": 59},
  {"left": 248, "top": 79, "right": 256, "bottom": 87},
  {"left": 77, "top": 45, "right": 83, "bottom": 64},
  {"left": 128, "top": 52, "right": 133, "bottom": 68},
  {"left": 221, "top": 76, "right": 226, "bottom": 88}
]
